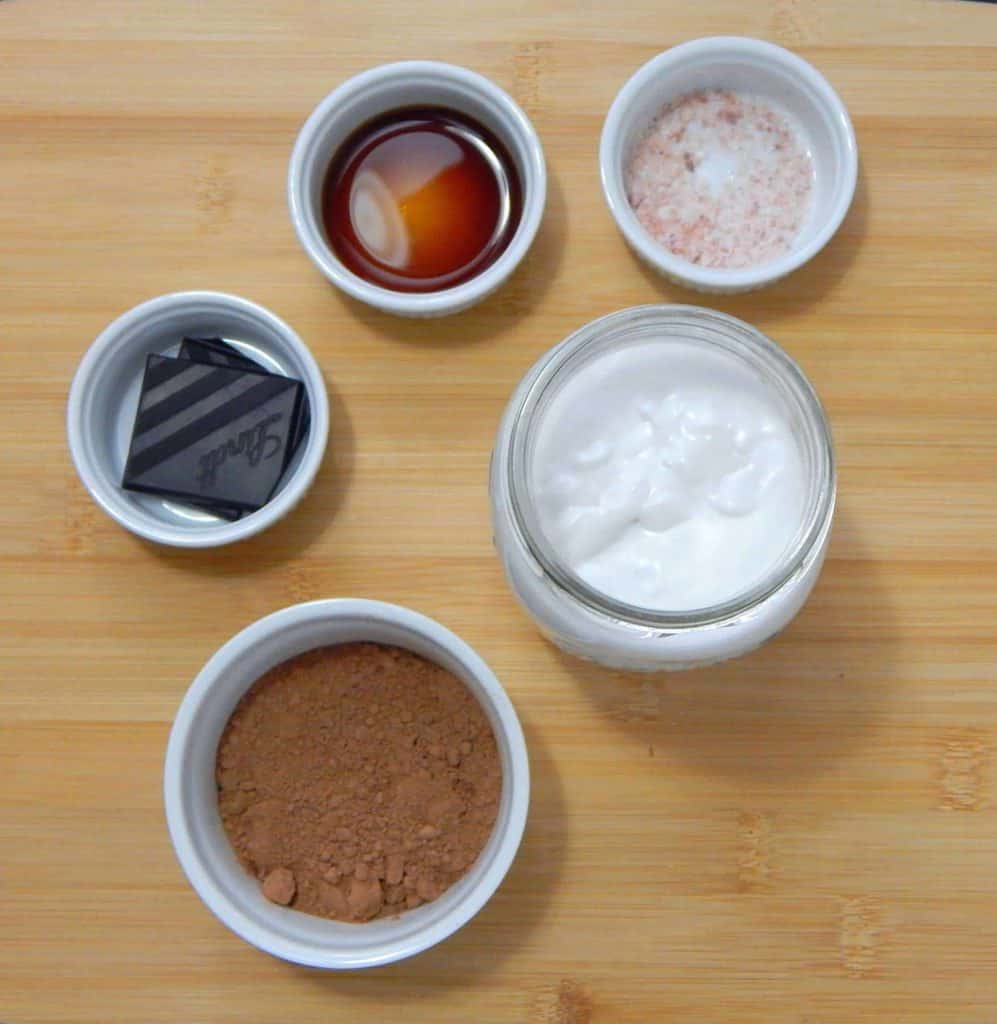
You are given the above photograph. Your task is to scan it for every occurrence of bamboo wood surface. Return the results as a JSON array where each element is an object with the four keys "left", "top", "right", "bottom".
[{"left": 2, "top": 1, "right": 997, "bottom": 1021}]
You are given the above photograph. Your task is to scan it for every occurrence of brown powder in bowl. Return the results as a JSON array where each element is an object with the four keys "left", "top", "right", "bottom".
[{"left": 215, "top": 642, "right": 502, "bottom": 923}]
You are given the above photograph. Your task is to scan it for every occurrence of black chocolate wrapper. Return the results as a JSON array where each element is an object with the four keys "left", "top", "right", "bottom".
[
  {"left": 293, "top": 400, "right": 311, "bottom": 458},
  {"left": 122, "top": 354, "right": 304, "bottom": 511},
  {"left": 167, "top": 499, "right": 245, "bottom": 524},
  {"left": 174, "top": 498, "right": 244, "bottom": 522},
  {"left": 180, "top": 337, "right": 311, "bottom": 459},
  {"left": 179, "top": 337, "right": 267, "bottom": 372}
]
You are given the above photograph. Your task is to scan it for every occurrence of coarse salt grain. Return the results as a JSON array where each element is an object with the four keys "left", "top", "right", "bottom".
[{"left": 624, "top": 89, "right": 814, "bottom": 270}]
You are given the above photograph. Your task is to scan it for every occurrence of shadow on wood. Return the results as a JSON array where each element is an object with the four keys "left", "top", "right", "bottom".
[{"left": 553, "top": 502, "right": 898, "bottom": 787}]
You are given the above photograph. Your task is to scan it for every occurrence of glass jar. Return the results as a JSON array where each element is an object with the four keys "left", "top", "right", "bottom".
[{"left": 490, "top": 305, "right": 836, "bottom": 670}]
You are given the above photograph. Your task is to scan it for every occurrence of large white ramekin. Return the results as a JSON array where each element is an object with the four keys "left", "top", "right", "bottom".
[
  {"left": 288, "top": 61, "right": 546, "bottom": 317},
  {"left": 163, "top": 599, "right": 530, "bottom": 968}
]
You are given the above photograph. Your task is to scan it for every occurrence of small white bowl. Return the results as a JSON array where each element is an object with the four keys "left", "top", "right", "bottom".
[
  {"left": 66, "top": 291, "right": 329, "bottom": 547},
  {"left": 600, "top": 37, "right": 858, "bottom": 293},
  {"left": 288, "top": 61, "right": 547, "bottom": 318},
  {"left": 163, "top": 599, "right": 530, "bottom": 969}
]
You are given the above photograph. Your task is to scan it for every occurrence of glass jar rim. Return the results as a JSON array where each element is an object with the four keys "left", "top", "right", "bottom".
[{"left": 506, "top": 304, "right": 836, "bottom": 629}]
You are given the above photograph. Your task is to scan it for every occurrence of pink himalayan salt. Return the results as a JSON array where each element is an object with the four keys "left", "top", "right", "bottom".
[{"left": 624, "top": 89, "right": 814, "bottom": 270}]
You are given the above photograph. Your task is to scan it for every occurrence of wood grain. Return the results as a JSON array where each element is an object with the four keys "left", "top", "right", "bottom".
[{"left": 2, "top": 1, "right": 996, "bottom": 1020}]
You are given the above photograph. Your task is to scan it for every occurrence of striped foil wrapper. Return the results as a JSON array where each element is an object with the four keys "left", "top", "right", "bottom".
[{"left": 122, "top": 353, "right": 304, "bottom": 512}]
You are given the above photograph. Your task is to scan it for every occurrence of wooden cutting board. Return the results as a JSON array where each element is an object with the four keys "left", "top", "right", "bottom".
[{"left": 2, "top": 1, "right": 996, "bottom": 1020}]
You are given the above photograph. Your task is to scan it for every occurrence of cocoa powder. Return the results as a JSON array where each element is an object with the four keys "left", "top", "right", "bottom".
[{"left": 215, "top": 642, "right": 502, "bottom": 922}]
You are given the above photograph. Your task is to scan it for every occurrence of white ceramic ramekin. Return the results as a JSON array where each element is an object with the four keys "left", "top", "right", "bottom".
[
  {"left": 163, "top": 599, "right": 530, "bottom": 969},
  {"left": 66, "top": 291, "right": 329, "bottom": 547},
  {"left": 288, "top": 61, "right": 546, "bottom": 317},
  {"left": 600, "top": 37, "right": 858, "bottom": 293}
]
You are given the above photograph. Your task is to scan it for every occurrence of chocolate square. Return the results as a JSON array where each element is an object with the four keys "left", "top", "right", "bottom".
[
  {"left": 178, "top": 336, "right": 265, "bottom": 372},
  {"left": 164, "top": 340, "right": 270, "bottom": 519},
  {"left": 180, "top": 336, "right": 311, "bottom": 459},
  {"left": 122, "top": 354, "right": 304, "bottom": 512}
]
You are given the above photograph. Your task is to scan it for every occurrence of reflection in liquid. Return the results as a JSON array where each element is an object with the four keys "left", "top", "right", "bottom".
[{"left": 350, "top": 169, "right": 411, "bottom": 269}]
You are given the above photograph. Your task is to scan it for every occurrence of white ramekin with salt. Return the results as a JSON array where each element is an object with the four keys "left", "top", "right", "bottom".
[{"left": 600, "top": 37, "right": 858, "bottom": 294}]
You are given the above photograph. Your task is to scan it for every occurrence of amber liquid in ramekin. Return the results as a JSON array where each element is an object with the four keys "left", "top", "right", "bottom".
[{"left": 321, "top": 106, "right": 522, "bottom": 293}]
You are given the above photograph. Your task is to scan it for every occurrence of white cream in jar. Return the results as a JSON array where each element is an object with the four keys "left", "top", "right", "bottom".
[
  {"left": 531, "top": 339, "right": 805, "bottom": 612},
  {"left": 490, "top": 306, "right": 835, "bottom": 670}
]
